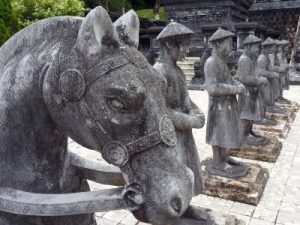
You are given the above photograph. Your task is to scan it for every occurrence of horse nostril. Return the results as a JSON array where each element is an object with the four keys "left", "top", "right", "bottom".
[{"left": 170, "top": 197, "right": 182, "bottom": 214}]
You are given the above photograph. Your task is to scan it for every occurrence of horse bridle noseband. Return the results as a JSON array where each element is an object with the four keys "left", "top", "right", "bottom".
[{"left": 59, "top": 46, "right": 177, "bottom": 168}]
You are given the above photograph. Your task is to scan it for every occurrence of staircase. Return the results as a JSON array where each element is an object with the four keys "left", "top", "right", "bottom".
[{"left": 177, "top": 57, "right": 200, "bottom": 81}]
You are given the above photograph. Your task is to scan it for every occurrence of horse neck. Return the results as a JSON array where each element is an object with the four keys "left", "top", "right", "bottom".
[{"left": 0, "top": 44, "right": 72, "bottom": 192}]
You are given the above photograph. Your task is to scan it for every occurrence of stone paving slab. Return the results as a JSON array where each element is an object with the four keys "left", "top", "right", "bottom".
[{"left": 69, "top": 86, "right": 300, "bottom": 225}]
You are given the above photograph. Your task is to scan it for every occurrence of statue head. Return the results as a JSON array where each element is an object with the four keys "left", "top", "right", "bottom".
[
  {"left": 282, "top": 40, "right": 290, "bottom": 53},
  {"left": 243, "top": 34, "right": 261, "bottom": 58},
  {"left": 43, "top": 7, "right": 194, "bottom": 225},
  {"left": 209, "top": 28, "right": 234, "bottom": 59},
  {"left": 156, "top": 20, "right": 194, "bottom": 62},
  {"left": 261, "top": 37, "right": 276, "bottom": 55}
]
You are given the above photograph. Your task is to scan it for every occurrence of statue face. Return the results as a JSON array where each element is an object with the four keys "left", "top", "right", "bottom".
[
  {"left": 217, "top": 37, "right": 233, "bottom": 57},
  {"left": 249, "top": 43, "right": 260, "bottom": 58},
  {"left": 166, "top": 37, "right": 190, "bottom": 61},
  {"left": 270, "top": 45, "right": 276, "bottom": 54}
]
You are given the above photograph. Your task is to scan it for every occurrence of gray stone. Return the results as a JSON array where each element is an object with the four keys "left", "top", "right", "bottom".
[
  {"left": 153, "top": 21, "right": 205, "bottom": 196},
  {"left": 204, "top": 28, "right": 249, "bottom": 178},
  {"left": 0, "top": 6, "right": 207, "bottom": 225},
  {"left": 202, "top": 159, "right": 269, "bottom": 206},
  {"left": 238, "top": 34, "right": 268, "bottom": 146}
]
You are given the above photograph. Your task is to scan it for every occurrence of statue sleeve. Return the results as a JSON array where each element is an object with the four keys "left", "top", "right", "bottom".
[
  {"left": 238, "top": 59, "right": 260, "bottom": 86},
  {"left": 204, "top": 59, "right": 239, "bottom": 96}
]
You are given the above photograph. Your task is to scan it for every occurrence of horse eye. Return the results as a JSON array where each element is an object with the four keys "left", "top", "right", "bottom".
[{"left": 109, "top": 99, "right": 124, "bottom": 110}]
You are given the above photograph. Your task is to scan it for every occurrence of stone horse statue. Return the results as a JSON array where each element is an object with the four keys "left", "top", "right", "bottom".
[
  {"left": 0, "top": 6, "right": 223, "bottom": 225},
  {"left": 0, "top": 7, "right": 237, "bottom": 225}
]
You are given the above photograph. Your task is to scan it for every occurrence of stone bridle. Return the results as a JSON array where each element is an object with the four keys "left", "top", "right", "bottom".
[{"left": 0, "top": 46, "right": 178, "bottom": 217}]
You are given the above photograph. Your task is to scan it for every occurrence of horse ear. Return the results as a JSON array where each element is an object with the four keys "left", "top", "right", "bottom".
[
  {"left": 75, "top": 6, "right": 120, "bottom": 57},
  {"left": 114, "top": 10, "right": 140, "bottom": 48}
]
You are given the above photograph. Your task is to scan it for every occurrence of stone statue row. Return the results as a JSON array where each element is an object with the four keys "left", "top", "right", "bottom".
[{"left": 154, "top": 22, "right": 292, "bottom": 179}]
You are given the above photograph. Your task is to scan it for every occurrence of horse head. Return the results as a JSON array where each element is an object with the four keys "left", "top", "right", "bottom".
[{"left": 43, "top": 7, "right": 194, "bottom": 225}]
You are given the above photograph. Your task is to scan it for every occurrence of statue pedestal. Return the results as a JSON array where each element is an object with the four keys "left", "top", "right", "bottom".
[
  {"left": 201, "top": 159, "right": 269, "bottom": 205},
  {"left": 253, "top": 119, "right": 290, "bottom": 139},
  {"left": 265, "top": 109, "right": 296, "bottom": 123},
  {"left": 275, "top": 101, "right": 300, "bottom": 113},
  {"left": 229, "top": 138, "right": 282, "bottom": 162}
]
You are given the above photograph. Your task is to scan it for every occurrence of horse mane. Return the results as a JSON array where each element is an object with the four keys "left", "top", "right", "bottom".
[{"left": 0, "top": 16, "right": 83, "bottom": 68}]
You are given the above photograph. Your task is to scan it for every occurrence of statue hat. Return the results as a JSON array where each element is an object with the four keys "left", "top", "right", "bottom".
[
  {"left": 243, "top": 34, "right": 261, "bottom": 46},
  {"left": 156, "top": 20, "right": 194, "bottom": 41},
  {"left": 283, "top": 39, "right": 289, "bottom": 45},
  {"left": 278, "top": 39, "right": 289, "bottom": 46},
  {"left": 261, "top": 37, "right": 276, "bottom": 46},
  {"left": 208, "top": 27, "right": 235, "bottom": 42}
]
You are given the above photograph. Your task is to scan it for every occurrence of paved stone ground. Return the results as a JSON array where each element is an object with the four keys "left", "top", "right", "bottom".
[{"left": 69, "top": 85, "right": 300, "bottom": 225}]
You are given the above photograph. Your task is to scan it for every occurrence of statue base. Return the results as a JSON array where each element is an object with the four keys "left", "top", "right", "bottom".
[
  {"left": 201, "top": 159, "right": 269, "bottom": 205},
  {"left": 253, "top": 119, "right": 290, "bottom": 139},
  {"left": 265, "top": 110, "right": 295, "bottom": 123},
  {"left": 275, "top": 100, "right": 300, "bottom": 113},
  {"left": 229, "top": 138, "right": 282, "bottom": 162}
]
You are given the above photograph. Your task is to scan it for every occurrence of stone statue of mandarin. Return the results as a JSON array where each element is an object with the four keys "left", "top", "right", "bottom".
[
  {"left": 154, "top": 21, "right": 205, "bottom": 196},
  {"left": 256, "top": 38, "right": 279, "bottom": 125},
  {"left": 204, "top": 28, "right": 249, "bottom": 178},
  {"left": 276, "top": 39, "right": 292, "bottom": 104},
  {"left": 267, "top": 38, "right": 286, "bottom": 113},
  {"left": 238, "top": 34, "right": 268, "bottom": 146}
]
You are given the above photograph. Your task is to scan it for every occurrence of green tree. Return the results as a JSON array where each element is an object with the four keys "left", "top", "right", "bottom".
[
  {"left": 84, "top": 0, "right": 132, "bottom": 13},
  {"left": 0, "top": 0, "right": 19, "bottom": 45},
  {"left": 12, "top": 0, "right": 85, "bottom": 28}
]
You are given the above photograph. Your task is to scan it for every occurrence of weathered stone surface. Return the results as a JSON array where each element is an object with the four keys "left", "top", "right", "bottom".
[
  {"left": 253, "top": 119, "right": 290, "bottom": 139},
  {"left": 154, "top": 21, "right": 205, "bottom": 196},
  {"left": 265, "top": 109, "right": 296, "bottom": 123},
  {"left": 275, "top": 100, "right": 300, "bottom": 113},
  {"left": 171, "top": 206, "right": 245, "bottom": 225},
  {"left": 0, "top": 6, "right": 205, "bottom": 225},
  {"left": 204, "top": 28, "right": 249, "bottom": 178},
  {"left": 201, "top": 159, "right": 269, "bottom": 205},
  {"left": 229, "top": 138, "right": 282, "bottom": 162}
]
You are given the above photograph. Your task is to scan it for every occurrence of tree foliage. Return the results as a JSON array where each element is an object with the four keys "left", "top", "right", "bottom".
[
  {"left": 84, "top": 0, "right": 132, "bottom": 13},
  {"left": 0, "top": 0, "right": 19, "bottom": 45},
  {"left": 11, "top": 0, "right": 85, "bottom": 28}
]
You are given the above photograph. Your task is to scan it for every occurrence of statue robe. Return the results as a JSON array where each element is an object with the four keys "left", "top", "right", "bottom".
[
  {"left": 153, "top": 61, "right": 203, "bottom": 196},
  {"left": 257, "top": 53, "right": 273, "bottom": 106},
  {"left": 204, "top": 54, "right": 243, "bottom": 149},
  {"left": 277, "top": 53, "right": 290, "bottom": 90},
  {"left": 238, "top": 54, "right": 264, "bottom": 121}
]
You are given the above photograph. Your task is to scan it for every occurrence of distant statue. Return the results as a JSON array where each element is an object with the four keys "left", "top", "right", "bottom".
[
  {"left": 276, "top": 39, "right": 292, "bottom": 104},
  {"left": 238, "top": 34, "right": 268, "bottom": 146},
  {"left": 154, "top": 20, "right": 205, "bottom": 196},
  {"left": 191, "top": 45, "right": 212, "bottom": 86},
  {"left": 268, "top": 38, "right": 286, "bottom": 113},
  {"left": 256, "top": 38, "right": 280, "bottom": 125},
  {"left": 204, "top": 28, "right": 249, "bottom": 178},
  {"left": 0, "top": 7, "right": 213, "bottom": 225}
]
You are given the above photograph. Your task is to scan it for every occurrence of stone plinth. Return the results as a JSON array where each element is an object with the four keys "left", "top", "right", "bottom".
[
  {"left": 229, "top": 138, "right": 282, "bottom": 162},
  {"left": 265, "top": 110, "right": 296, "bottom": 123},
  {"left": 275, "top": 101, "right": 300, "bottom": 113},
  {"left": 201, "top": 159, "right": 269, "bottom": 205},
  {"left": 253, "top": 119, "right": 290, "bottom": 139}
]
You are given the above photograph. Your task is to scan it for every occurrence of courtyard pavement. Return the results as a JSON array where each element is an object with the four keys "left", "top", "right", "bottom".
[{"left": 69, "top": 85, "right": 300, "bottom": 225}]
